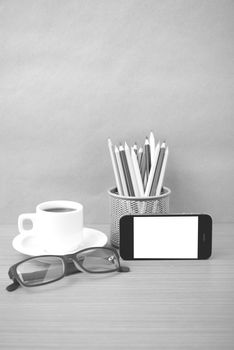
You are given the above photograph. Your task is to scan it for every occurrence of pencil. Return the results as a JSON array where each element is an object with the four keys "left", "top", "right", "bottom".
[
  {"left": 125, "top": 142, "right": 140, "bottom": 197},
  {"left": 119, "top": 144, "right": 135, "bottom": 196},
  {"left": 138, "top": 147, "right": 143, "bottom": 165},
  {"left": 131, "top": 147, "right": 144, "bottom": 197},
  {"left": 156, "top": 146, "right": 169, "bottom": 196},
  {"left": 133, "top": 143, "right": 138, "bottom": 156},
  {"left": 150, "top": 142, "right": 166, "bottom": 196},
  {"left": 108, "top": 139, "right": 123, "bottom": 195},
  {"left": 144, "top": 142, "right": 160, "bottom": 196},
  {"left": 114, "top": 146, "right": 128, "bottom": 196},
  {"left": 139, "top": 148, "right": 146, "bottom": 185},
  {"left": 144, "top": 137, "right": 151, "bottom": 183},
  {"left": 149, "top": 131, "right": 155, "bottom": 165}
]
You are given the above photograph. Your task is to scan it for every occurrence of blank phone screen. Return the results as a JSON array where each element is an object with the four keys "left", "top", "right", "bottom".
[{"left": 133, "top": 216, "right": 199, "bottom": 258}]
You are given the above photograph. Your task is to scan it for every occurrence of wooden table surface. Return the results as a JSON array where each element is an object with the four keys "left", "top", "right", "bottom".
[{"left": 0, "top": 223, "right": 234, "bottom": 350}]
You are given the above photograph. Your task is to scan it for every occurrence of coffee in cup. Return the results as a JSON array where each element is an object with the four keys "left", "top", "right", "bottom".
[{"left": 43, "top": 208, "right": 76, "bottom": 213}]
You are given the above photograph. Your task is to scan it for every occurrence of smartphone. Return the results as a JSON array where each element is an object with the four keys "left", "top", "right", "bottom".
[{"left": 120, "top": 214, "right": 212, "bottom": 260}]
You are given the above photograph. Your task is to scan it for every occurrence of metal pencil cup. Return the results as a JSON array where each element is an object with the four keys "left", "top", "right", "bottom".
[{"left": 108, "top": 187, "right": 171, "bottom": 248}]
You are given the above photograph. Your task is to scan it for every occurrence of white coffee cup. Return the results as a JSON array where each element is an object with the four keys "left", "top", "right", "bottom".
[{"left": 18, "top": 200, "right": 83, "bottom": 254}]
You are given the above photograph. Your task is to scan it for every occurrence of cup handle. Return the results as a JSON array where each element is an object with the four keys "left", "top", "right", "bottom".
[{"left": 18, "top": 213, "right": 36, "bottom": 234}]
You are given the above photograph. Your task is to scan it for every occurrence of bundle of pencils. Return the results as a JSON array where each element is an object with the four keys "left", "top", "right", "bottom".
[{"left": 108, "top": 131, "right": 169, "bottom": 197}]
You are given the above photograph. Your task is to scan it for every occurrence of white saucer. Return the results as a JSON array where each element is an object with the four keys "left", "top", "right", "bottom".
[{"left": 12, "top": 228, "right": 108, "bottom": 256}]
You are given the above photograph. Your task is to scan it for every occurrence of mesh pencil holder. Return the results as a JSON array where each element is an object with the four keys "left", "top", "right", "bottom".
[{"left": 108, "top": 187, "right": 171, "bottom": 248}]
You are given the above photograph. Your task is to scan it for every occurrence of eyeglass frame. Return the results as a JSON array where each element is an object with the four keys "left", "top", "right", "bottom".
[{"left": 7, "top": 246, "right": 129, "bottom": 291}]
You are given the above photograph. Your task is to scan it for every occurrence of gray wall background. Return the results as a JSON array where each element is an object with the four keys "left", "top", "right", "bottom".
[{"left": 1, "top": 0, "right": 233, "bottom": 224}]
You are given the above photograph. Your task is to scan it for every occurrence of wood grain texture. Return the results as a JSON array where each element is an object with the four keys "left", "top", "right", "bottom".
[{"left": 0, "top": 223, "right": 234, "bottom": 350}]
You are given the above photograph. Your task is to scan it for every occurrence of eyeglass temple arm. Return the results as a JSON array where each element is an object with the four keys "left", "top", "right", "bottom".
[
  {"left": 6, "top": 279, "right": 20, "bottom": 292},
  {"left": 6, "top": 267, "right": 20, "bottom": 291},
  {"left": 119, "top": 266, "right": 130, "bottom": 272},
  {"left": 104, "top": 255, "right": 130, "bottom": 272}
]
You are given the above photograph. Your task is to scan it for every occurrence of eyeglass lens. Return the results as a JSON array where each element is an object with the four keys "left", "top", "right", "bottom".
[
  {"left": 76, "top": 248, "right": 119, "bottom": 272},
  {"left": 16, "top": 256, "right": 65, "bottom": 286}
]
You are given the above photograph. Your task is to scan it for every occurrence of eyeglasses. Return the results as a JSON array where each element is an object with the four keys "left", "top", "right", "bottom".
[{"left": 6, "top": 247, "right": 129, "bottom": 291}]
